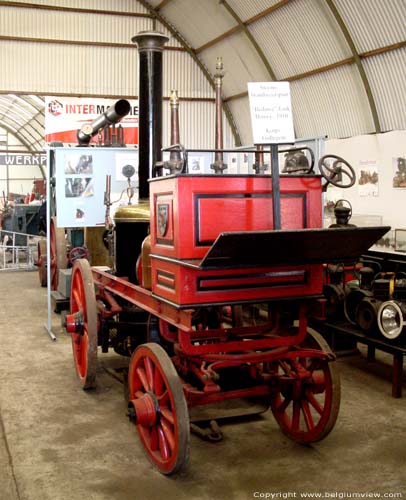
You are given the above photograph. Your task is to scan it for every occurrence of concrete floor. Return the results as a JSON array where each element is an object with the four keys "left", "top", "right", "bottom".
[{"left": 0, "top": 270, "right": 405, "bottom": 500}]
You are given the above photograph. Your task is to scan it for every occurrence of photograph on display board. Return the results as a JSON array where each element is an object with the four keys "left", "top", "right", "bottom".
[
  {"left": 64, "top": 154, "right": 93, "bottom": 174},
  {"left": 75, "top": 206, "right": 85, "bottom": 221},
  {"left": 227, "top": 153, "right": 238, "bottom": 174},
  {"left": 115, "top": 152, "right": 139, "bottom": 183},
  {"left": 392, "top": 156, "right": 406, "bottom": 188},
  {"left": 239, "top": 153, "right": 251, "bottom": 174},
  {"left": 189, "top": 156, "right": 204, "bottom": 173},
  {"left": 65, "top": 177, "right": 94, "bottom": 198},
  {"left": 358, "top": 160, "right": 379, "bottom": 197}
]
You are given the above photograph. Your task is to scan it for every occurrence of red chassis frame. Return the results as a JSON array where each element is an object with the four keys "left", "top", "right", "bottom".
[{"left": 67, "top": 263, "right": 339, "bottom": 464}]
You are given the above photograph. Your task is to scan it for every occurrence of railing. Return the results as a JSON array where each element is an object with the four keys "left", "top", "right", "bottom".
[{"left": 0, "top": 229, "right": 40, "bottom": 271}]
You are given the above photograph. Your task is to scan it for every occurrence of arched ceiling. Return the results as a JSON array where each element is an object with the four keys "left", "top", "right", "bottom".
[
  {"left": 0, "top": 0, "right": 405, "bottom": 151},
  {"left": 0, "top": 94, "right": 45, "bottom": 151}
]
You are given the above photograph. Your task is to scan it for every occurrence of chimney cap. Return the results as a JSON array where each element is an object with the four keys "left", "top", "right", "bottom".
[{"left": 132, "top": 31, "right": 169, "bottom": 51}]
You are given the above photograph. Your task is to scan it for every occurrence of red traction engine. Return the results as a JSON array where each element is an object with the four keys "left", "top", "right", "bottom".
[{"left": 65, "top": 31, "right": 388, "bottom": 475}]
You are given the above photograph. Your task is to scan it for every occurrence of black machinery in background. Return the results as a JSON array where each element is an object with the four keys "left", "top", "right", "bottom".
[
  {"left": 0, "top": 186, "right": 44, "bottom": 246},
  {"left": 322, "top": 200, "right": 406, "bottom": 344}
]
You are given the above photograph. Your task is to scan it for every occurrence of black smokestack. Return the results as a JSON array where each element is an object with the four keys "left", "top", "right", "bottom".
[{"left": 132, "top": 31, "right": 169, "bottom": 200}]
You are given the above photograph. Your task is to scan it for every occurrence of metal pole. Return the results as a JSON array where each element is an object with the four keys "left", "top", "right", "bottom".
[
  {"left": 44, "top": 148, "right": 56, "bottom": 341},
  {"left": 270, "top": 144, "right": 281, "bottom": 230}
]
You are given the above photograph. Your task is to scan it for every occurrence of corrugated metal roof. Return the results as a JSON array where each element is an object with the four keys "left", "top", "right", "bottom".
[
  {"left": 1, "top": 39, "right": 214, "bottom": 98},
  {"left": 162, "top": 100, "right": 235, "bottom": 150},
  {"left": 1, "top": 40, "right": 137, "bottom": 96},
  {"left": 290, "top": 64, "right": 375, "bottom": 139},
  {"left": 227, "top": 97, "right": 253, "bottom": 146},
  {"left": 335, "top": 0, "right": 406, "bottom": 52},
  {"left": 363, "top": 47, "right": 406, "bottom": 131},
  {"left": 199, "top": 32, "right": 271, "bottom": 96},
  {"left": 163, "top": 51, "right": 213, "bottom": 98},
  {"left": 228, "top": 0, "right": 287, "bottom": 21},
  {"left": 157, "top": 0, "right": 236, "bottom": 49},
  {"left": 0, "top": 7, "right": 153, "bottom": 43},
  {"left": 248, "top": 0, "right": 351, "bottom": 79}
]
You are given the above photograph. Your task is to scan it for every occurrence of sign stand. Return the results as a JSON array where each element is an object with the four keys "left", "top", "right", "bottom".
[
  {"left": 248, "top": 81, "right": 296, "bottom": 231},
  {"left": 270, "top": 144, "right": 281, "bottom": 230},
  {"left": 44, "top": 148, "right": 56, "bottom": 341}
]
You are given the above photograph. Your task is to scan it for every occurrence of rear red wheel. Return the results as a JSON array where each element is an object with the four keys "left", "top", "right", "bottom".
[
  {"left": 37, "top": 239, "right": 47, "bottom": 287},
  {"left": 270, "top": 328, "right": 340, "bottom": 444},
  {"left": 69, "top": 259, "right": 98, "bottom": 390},
  {"left": 50, "top": 216, "right": 67, "bottom": 291},
  {"left": 128, "top": 343, "right": 190, "bottom": 475}
]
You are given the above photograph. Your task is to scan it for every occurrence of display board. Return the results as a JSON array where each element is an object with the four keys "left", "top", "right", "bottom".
[
  {"left": 54, "top": 147, "right": 138, "bottom": 228},
  {"left": 45, "top": 97, "right": 138, "bottom": 145}
]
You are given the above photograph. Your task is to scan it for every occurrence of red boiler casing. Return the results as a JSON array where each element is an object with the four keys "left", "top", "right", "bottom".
[{"left": 149, "top": 174, "right": 324, "bottom": 307}]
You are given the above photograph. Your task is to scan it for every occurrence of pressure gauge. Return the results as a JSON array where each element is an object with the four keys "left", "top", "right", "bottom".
[{"left": 80, "top": 123, "right": 93, "bottom": 136}]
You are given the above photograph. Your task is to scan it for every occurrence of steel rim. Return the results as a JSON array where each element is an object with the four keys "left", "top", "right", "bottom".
[
  {"left": 270, "top": 328, "right": 340, "bottom": 444},
  {"left": 70, "top": 259, "right": 98, "bottom": 389},
  {"left": 50, "top": 216, "right": 67, "bottom": 291},
  {"left": 128, "top": 343, "right": 190, "bottom": 475}
]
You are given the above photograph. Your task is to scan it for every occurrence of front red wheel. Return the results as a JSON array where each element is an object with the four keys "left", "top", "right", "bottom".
[
  {"left": 270, "top": 328, "right": 340, "bottom": 444},
  {"left": 69, "top": 259, "right": 98, "bottom": 390},
  {"left": 128, "top": 343, "right": 190, "bottom": 475}
]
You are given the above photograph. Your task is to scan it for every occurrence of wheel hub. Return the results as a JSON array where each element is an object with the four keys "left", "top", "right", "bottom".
[
  {"left": 128, "top": 392, "right": 159, "bottom": 427},
  {"left": 65, "top": 311, "right": 85, "bottom": 335}
]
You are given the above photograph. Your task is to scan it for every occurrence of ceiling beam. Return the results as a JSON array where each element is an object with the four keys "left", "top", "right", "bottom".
[
  {"left": 155, "top": 0, "right": 173, "bottom": 12},
  {"left": 219, "top": 0, "right": 277, "bottom": 80},
  {"left": 361, "top": 40, "right": 406, "bottom": 58},
  {"left": 195, "top": 26, "right": 240, "bottom": 54},
  {"left": 224, "top": 40, "right": 405, "bottom": 102},
  {"left": 0, "top": 90, "right": 214, "bottom": 103},
  {"left": 0, "top": 149, "right": 45, "bottom": 154},
  {"left": 244, "top": 0, "right": 291, "bottom": 25},
  {"left": 0, "top": 1, "right": 152, "bottom": 18},
  {"left": 196, "top": 0, "right": 290, "bottom": 54},
  {"left": 0, "top": 35, "right": 184, "bottom": 51}
]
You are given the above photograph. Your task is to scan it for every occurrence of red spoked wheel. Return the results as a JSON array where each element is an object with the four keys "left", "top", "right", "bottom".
[
  {"left": 50, "top": 216, "right": 67, "bottom": 291},
  {"left": 37, "top": 239, "right": 47, "bottom": 287},
  {"left": 69, "top": 259, "right": 98, "bottom": 390},
  {"left": 270, "top": 328, "right": 340, "bottom": 444},
  {"left": 128, "top": 343, "right": 190, "bottom": 475}
]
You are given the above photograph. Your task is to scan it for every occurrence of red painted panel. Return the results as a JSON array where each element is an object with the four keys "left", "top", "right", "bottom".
[
  {"left": 151, "top": 256, "right": 323, "bottom": 307},
  {"left": 197, "top": 196, "right": 272, "bottom": 242},
  {"left": 149, "top": 175, "right": 323, "bottom": 261}
]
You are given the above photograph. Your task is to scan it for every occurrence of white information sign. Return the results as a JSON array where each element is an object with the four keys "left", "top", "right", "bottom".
[
  {"left": 248, "top": 82, "right": 295, "bottom": 144},
  {"left": 45, "top": 97, "right": 139, "bottom": 145}
]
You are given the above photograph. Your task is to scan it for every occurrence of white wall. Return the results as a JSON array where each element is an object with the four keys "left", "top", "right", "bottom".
[
  {"left": 0, "top": 163, "right": 44, "bottom": 199},
  {"left": 324, "top": 130, "right": 406, "bottom": 230}
]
